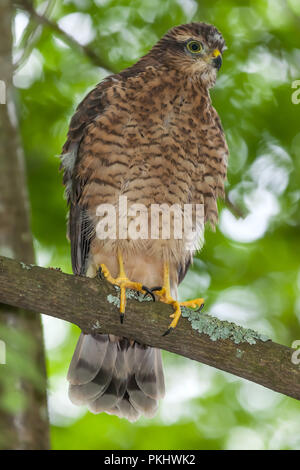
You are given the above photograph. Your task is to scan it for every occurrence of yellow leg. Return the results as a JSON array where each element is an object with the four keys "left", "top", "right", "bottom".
[
  {"left": 155, "top": 262, "right": 204, "bottom": 335},
  {"left": 100, "top": 249, "right": 154, "bottom": 323}
]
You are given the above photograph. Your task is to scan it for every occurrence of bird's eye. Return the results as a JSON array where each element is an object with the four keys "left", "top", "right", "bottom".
[{"left": 186, "top": 40, "right": 203, "bottom": 53}]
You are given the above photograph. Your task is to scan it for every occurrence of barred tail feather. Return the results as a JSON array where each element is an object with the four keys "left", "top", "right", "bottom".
[{"left": 67, "top": 333, "right": 165, "bottom": 422}]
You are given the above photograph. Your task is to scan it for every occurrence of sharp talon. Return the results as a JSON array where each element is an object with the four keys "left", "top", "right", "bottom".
[
  {"left": 196, "top": 303, "right": 205, "bottom": 312},
  {"left": 97, "top": 267, "right": 104, "bottom": 280},
  {"left": 162, "top": 327, "right": 174, "bottom": 337},
  {"left": 142, "top": 285, "right": 155, "bottom": 302},
  {"left": 150, "top": 286, "right": 163, "bottom": 293},
  {"left": 120, "top": 313, "right": 124, "bottom": 324}
]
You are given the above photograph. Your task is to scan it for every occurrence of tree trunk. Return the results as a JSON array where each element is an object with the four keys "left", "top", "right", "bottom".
[{"left": 0, "top": 0, "right": 49, "bottom": 450}]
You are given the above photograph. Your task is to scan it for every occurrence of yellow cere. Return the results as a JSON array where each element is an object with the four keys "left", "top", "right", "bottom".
[{"left": 212, "top": 49, "right": 221, "bottom": 57}]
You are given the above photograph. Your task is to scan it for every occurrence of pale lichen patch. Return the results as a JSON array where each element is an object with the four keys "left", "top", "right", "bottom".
[
  {"left": 20, "top": 261, "right": 34, "bottom": 270},
  {"left": 181, "top": 307, "right": 270, "bottom": 345},
  {"left": 236, "top": 348, "right": 245, "bottom": 358},
  {"left": 106, "top": 293, "right": 120, "bottom": 308},
  {"left": 106, "top": 286, "right": 153, "bottom": 308},
  {"left": 92, "top": 319, "right": 101, "bottom": 330}
]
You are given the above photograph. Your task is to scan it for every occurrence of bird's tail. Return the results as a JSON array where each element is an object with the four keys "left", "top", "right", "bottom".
[{"left": 67, "top": 333, "right": 165, "bottom": 422}]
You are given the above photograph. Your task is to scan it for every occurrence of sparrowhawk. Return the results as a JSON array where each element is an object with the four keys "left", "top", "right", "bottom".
[{"left": 60, "top": 22, "right": 228, "bottom": 422}]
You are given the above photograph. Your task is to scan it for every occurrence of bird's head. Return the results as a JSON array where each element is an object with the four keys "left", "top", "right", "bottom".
[{"left": 151, "top": 22, "right": 226, "bottom": 88}]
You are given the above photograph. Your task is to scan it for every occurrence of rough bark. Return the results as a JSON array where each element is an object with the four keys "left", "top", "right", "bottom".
[
  {"left": 0, "top": 255, "right": 299, "bottom": 403},
  {"left": 0, "top": 0, "right": 49, "bottom": 450}
]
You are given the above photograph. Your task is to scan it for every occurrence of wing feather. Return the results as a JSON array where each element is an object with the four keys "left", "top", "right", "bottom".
[{"left": 60, "top": 78, "right": 115, "bottom": 275}]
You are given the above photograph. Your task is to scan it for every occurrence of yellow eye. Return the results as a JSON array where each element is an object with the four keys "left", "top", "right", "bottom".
[{"left": 186, "top": 40, "right": 203, "bottom": 53}]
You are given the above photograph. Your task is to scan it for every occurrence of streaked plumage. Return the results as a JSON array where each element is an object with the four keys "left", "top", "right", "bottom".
[{"left": 61, "top": 22, "right": 228, "bottom": 421}]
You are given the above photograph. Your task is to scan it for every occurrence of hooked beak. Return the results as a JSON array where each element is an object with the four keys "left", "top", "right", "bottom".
[{"left": 211, "top": 49, "right": 222, "bottom": 70}]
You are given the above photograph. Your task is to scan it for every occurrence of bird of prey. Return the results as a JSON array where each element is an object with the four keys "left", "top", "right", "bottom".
[{"left": 60, "top": 22, "right": 228, "bottom": 422}]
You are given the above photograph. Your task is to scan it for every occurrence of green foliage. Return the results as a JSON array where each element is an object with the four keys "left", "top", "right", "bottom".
[{"left": 12, "top": 0, "right": 300, "bottom": 449}]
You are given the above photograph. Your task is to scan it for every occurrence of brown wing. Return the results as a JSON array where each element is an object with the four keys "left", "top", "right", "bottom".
[{"left": 60, "top": 78, "right": 114, "bottom": 275}]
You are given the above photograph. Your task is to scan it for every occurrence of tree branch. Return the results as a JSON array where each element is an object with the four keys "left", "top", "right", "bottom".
[
  {"left": 14, "top": 0, "right": 116, "bottom": 73},
  {"left": 13, "top": 0, "right": 56, "bottom": 71},
  {"left": 0, "top": 255, "right": 299, "bottom": 402},
  {"left": 224, "top": 193, "right": 246, "bottom": 219}
]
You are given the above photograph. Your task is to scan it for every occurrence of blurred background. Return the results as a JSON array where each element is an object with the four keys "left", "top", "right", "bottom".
[{"left": 8, "top": 0, "right": 300, "bottom": 449}]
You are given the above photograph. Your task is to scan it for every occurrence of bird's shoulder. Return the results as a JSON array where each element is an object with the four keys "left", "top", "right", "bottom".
[
  {"left": 62, "top": 75, "right": 119, "bottom": 155},
  {"left": 61, "top": 57, "right": 164, "bottom": 155}
]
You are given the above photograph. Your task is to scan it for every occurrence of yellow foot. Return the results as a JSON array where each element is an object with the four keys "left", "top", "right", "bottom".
[
  {"left": 152, "top": 261, "right": 204, "bottom": 336},
  {"left": 99, "top": 250, "right": 154, "bottom": 323},
  {"left": 154, "top": 288, "right": 204, "bottom": 336}
]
